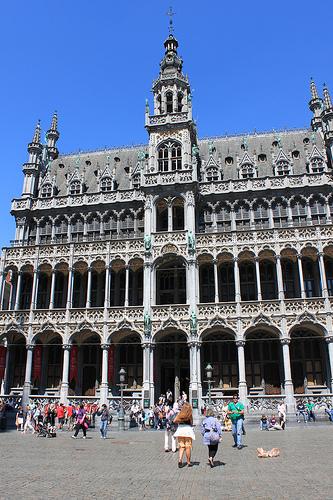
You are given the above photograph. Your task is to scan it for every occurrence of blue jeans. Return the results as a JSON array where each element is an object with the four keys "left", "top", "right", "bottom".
[
  {"left": 100, "top": 419, "right": 108, "bottom": 437},
  {"left": 232, "top": 419, "right": 243, "bottom": 446}
]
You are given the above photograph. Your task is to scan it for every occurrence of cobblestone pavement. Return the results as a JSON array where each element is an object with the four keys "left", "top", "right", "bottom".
[{"left": 0, "top": 423, "right": 333, "bottom": 500}]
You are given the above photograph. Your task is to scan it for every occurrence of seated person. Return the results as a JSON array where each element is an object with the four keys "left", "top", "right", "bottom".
[
  {"left": 269, "top": 414, "right": 282, "bottom": 430},
  {"left": 305, "top": 402, "right": 316, "bottom": 422},
  {"left": 260, "top": 414, "right": 269, "bottom": 431}
]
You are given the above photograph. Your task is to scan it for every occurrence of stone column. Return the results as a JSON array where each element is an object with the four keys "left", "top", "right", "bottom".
[
  {"left": 297, "top": 254, "right": 306, "bottom": 299},
  {"left": 86, "top": 267, "right": 92, "bottom": 308},
  {"left": 142, "top": 342, "right": 151, "bottom": 407},
  {"left": 233, "top": 258, "right": 241, "bottom": 302},
  {"left": 14, "top": 271, "right": 22, "bottom": 310},
  {"left": 1, "top": 343, "right": 10, "bottom": 394},
  {"left": 281, "top": 338, "right": 295, "bottom": 411},
  {"left": 100, "top": 344, "right": 110, "bottom": 405},
  {"left": 275, "top": 255, "right": 285, "bottom": 301},
  {"left": 22, "top": 344, "right": 34, "bottom": 408},
  {"left": 30, "top": 270, "right": 39, "bottom": 310},
  {"left": 104, "top": 265, "right": 111, "bottom": 309},
  {"left": 236, "top": 340, "right": 247, "bottom": 403},
  {"left": 213, "top": 259, "right": 219, "bottom": 303},
  {"left": 149, "top": 344, "right": 155, "bottom": 405},
  {"left": 49, "top": 270, "right": 56, "bottom": 309},
  {"left": 124, "top": 265, "right": 130, "bottom": 307},
  {"left": 318, "top": 252, "right": 328, "bottom": 299},
  {"left": 60, "top": 344, "right": 71, "bottom": 403},
  {"left": 325, "top": 336, "right": 333, "bottom": 391},
  {"left": 0, "top": 271, "right": 5, "bottom": 310},
  {"left": 255, "top": 258, "right": 262, "bottom": 301},
  {"left": 167, "top": 204, "right": 173, "bottom": 231},
  {"left": 66, "top": 267, "right": 74, "bottom": 309}
]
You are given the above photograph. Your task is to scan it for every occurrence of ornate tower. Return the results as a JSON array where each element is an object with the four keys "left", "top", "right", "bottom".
[
  {"left": 309, "top": 79, "right": 323, "bottom": 132},
  {"left": 322, "top": 84, "right": 333, "bottom": 165},
  {"left": 22, "top": 120, "right": 43, "bottom": 197},
  {"left": 46, "top": 111, "right": 60, "bottom": 160}
]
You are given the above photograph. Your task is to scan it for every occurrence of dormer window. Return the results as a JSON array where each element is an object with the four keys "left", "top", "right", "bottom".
[
  {"left": 132, "top": 174, "right": 140, "bottom": 189},
  {"left": 206, "top": 167, "right": 219, "bottom": 182},
  {"left": 166, "top": 91, "right": 173, "bottom": 113},
  {"left": 292, "top": 150, "right": 300, "bottom": 159},
  {"left": 40, "top": 184, "right": 52, "bottom": 198},
  {"left": 225, "top": 156, "right": 233, "bottom": 165},
  {"left": 69, "top": 181, "right": 81, "bottom": 195},
  {"left": 258, "top": 154, "right": 267, "bottom": 162},
  {"left": 275, "top": 161, "right": 290, "bottom": 176},
  {"left": 310, "top": 157, "right": 325, "bottom": 174},
  {"left": 100, "top": 177, "right": 113, "bottom": 192},
  {"left": 240, "top": 164, "right": 255, "bottom": 179}
]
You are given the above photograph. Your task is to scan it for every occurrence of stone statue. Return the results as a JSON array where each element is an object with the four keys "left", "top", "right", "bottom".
[
  {"left": 174, "top": 376, "right": 180, "bottom": 401},
  {"left": 208, "top": 140, "right": 214, "bottom": 155},
  {"left": 137, "top": 150, "right": 146, "bottom": 162},
  {"left": 144, "top": 311, "right": 151, "bottom": 335},
  {"left": 187, "top": 231, "right": 195, "bottom": 252},
  {"left": 144, "top": 234, "right": 151, "bottom": 252},
  {"left": 190, "top": 310, "right": 197, "bottom": 331},
  {"left": 192, "top": 144, "right": 199, "bottom": 157}
]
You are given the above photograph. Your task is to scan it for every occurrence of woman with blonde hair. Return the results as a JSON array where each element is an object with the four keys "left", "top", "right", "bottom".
[{"left": 173, "top": 402, "right": 195, "bottom": 468}]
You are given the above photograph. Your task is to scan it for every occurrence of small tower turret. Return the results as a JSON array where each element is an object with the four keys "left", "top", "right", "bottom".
[
  {"left": 309, "top": 78, "right": 323, "bottom": 132},
  {"left": 321, "top": 83, "right": 333, "bottom": 164},
  {"left": 46, "top": 111, "right": 60, "bottom": 160},
  {"left": 22, "top": 120, "right": 43, "bottom": 197}
]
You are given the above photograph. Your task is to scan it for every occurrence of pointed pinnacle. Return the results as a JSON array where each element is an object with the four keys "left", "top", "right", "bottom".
[
  {"left": 51, "top": 111, "right": 58, "bottom": 131},
  {"left": 323, "top": 84, "right": 332, "bottom": 109},
  {"left": 33, "top": 119, "right": 41, "bottom": 143},
  {"left": 310, "top": 78, "right": 319, "bottom": 100}
]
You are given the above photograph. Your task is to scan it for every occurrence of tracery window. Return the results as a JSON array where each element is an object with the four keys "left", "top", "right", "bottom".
[
  {"left": 71, "top": 217, "right": 84, "bottom": 242},
  {"left": 215, "top": 203, "right": 231, "bottom": 231},
  {"left": 240, "top": 163, "right": 255, "bottom": 179},
  {"left": 206, "top": 167, "right": 219, "bottom": 182},
  {"left": 54, "top": 217, "right": 68, "bottom": 243},
  {"left": 119, "top": 212, "right": 135, "bottom": 238},
  {"left": 309, "top": 157, "right": 325, "bottom": 174},
  {"left": 272, "top": 199, "right": 288, "bottom": 228},
  {"left": 310, "top": 197, "right": 326, "bottom": 225},
  {"left": 69, "top": 181, "right": 81, "bottom": 195},
  {"left": 275, "top": 161, "right": 290, "bottom": 176},
  {"left": 158, "top": 141, "right": 182, "bottom": 172},
  {"left": 132, "top": 174, "right": 140, "bottom": 189},
  {"left": 177, "top": 92, "right": 183, "bottom": 112},
  {"left": 39, "top": 219, "right": 52, "bottom": 244},
  {"left": 40, "top": 184, "right": 52, "bottom": 198},
  {"left": 100, "top": 177, "right": 113, "bottom": 192},
  {"left": 86, "top": 215, "right": 101, "bottom": 241},
  {"left": 253, "top": 201, "right": 269, "bottom": 229},
  {"left": 234, "top": 203, "right": 251, "bottom": 230},
  {"left": 166, "top": 91, "right": 173, "bottom": 113},
  {"left": 103, "top": 212, "right": 118, "bottom": 239},
  {"left": 291, "top": 198, "right": 307, "bottom": 226}
]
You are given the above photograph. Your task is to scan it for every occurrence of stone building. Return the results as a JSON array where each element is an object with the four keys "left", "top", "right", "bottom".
[{"left": 0, "top": 28, "right": 333, "bottom": 413}]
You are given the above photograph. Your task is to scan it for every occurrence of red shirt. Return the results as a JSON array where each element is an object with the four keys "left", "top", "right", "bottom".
[
  {"left": 57, "top": 406, "right": 65, "bottom": 418},
  {"left": 66, "top": 406, "right": 73, "bottom": 417}
]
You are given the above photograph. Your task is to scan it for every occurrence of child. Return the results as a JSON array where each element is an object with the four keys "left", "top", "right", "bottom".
[
  {"left": 16, "top": 406, "right": 24, "bottom": 431},
  {"left": 260, "top": 414, "right": 269, "bottom": 430}
]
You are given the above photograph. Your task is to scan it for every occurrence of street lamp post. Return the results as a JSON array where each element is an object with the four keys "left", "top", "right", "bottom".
[
  {"left": 118, "top": 367, "right": 126, "bottom": 431},
  {"left": 205, "top": 363, "right": 213, "bottom": 406}
]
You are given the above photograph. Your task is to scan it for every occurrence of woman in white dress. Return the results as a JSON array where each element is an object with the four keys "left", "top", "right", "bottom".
[{"left": 173, "top": 402, "right": 195, "bottom": 468}]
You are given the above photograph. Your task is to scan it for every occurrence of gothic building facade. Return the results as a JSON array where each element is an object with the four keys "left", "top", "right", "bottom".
[{"left": 1, "top": 30, "right": 333, "bottom": 413}]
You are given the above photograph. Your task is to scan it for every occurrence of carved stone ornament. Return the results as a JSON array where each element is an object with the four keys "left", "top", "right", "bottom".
[
  {"left": 161, "top": 243, "right": 178, "bottom": 255},
  {"left": 251, "top": 313, "right": 272, "bottom": 326},
  {"left": 116, "top": 318, "right": 134, "bottom": 331},
  {"left": 296, "top": 311, "right": 317, "bottom": 324},
  {"left": 207, "top": 315, "right": 227, "bottom": 329}
]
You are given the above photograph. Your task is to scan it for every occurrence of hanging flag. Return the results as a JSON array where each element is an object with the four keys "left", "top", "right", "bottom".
[
  {"left": 32, "top": 345, "right": 42, "bottom": 383},
  {"left": 108, "top": 345, "right": 115, "bottom": 384},
  {"left": 0, "top": 345, "right": 6, "bottom": 380},
  {"left": 70, "top": 345, "right": 78, "bottom": 383}
]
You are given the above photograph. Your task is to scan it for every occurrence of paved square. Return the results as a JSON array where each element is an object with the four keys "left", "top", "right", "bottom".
[{"left": 0, "top": 424, "right": 332, "bottom": 499}]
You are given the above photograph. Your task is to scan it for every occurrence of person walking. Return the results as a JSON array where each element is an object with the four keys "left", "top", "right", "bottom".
[
  {"left": 201, "top": 408, "right": 222, "bottom": 467},
  {"left": 98, "top": 404, "right": 109, "bottom": 439},
  {"left": 173, "top": 402, "right": 195, "bottom": 468},
  {"left": 72, "top": 404, "right": 87, "bottom": 439},
  {"left": 23, "top": 405, "right": 35, "bottom": 434},
  {"left": 227, "top": 394, "right": 245, "bottom": 450},
  {"left": 164, "top": 403, "right": 179, "bottom": 453},
  {"left": 16, "top": 406, "right": 24, "bottom": 432}
]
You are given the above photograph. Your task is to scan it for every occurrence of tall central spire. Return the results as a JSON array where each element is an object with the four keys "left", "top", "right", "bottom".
[{"left": 166, "top": 6, "right": 176, "bottom": 34}]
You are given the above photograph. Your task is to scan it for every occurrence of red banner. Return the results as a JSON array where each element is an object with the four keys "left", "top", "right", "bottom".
[
  {"left": 70, "top": 345, "right": 78, "bottom": 383},
  {"left": 108, "top": 345, "right": 115, "bottom": 385},
  {"left": 32, "top": 345, "right": 42, "bottom": 383},
  {"left": 0, "top": 346, "right": 6, "bottom": 380}
]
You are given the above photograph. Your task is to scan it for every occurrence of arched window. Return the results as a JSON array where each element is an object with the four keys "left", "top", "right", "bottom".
[
  {"left": 310, "top": 197, "right": 326, "bottom": 225},
  {"left": 158, "top": 141, "right": 182, "bottom": 172},
  {"left": 199, "top": 263, "right": 215, "bottom": 303},
  {"left": 39, "top": 219, "right": 52, "bottom": 244},
  {"left": 54, "top": 218, "right": 68, "bottom": 243},
  {"left": 71, "top": 217, "right": 84, "bottom": 242},
  {"left": 260, "top": 260, "right": 277, "bottom": 300},
  {"left": 282, "top": 260, "right": 299, "bottom": 298},
  {"left": 291, "top": 198, "right": 307, "bottom": 226},
  {"left": 40, "top": 184, "right": 52, "bottom": 198},
  {"left": 206, "top": 167, "right": 219, "bottom": 182},
  {"left": 87, "top": 215, "right": 101, "bottom": 241},
  {"left": 234, "top": 203, "right": 250, "bottom": 230},
  {"left": 103, "top": 212, "right": 118, "bottom": 239},
  {"left": 275, "top": 160, "right": 290, "bottom": 176},
  {"left": 156, "top": 200, "right": 168, "bottom": 232},
  {"left": 198, "top": 206, "right": 213, "bottom": 233},
  {"left": 172, "top": 198, "right": 184, "bottom": 230},
  {"left": 156, "top": 257, "right": 186, "bottom": 304},
  {"left": 216, "top": 203, "right": 231, "bottom": 231},
  {"left": 240, "top": 164, "right": 255, "bottom": 179},
  {"left": 120, "top": 212, "right": 135, "bottom": 238},
  {"left": 166, "top": 91, "right": 173, "bottom": 113},
  {"left": 239, "top": 262, "right": 257, "bottom": 301},
  {"left": 177, "top": 92, "right": 183, "bottom": 112},
  {"left": 69, "top": 180, "right": 81, "bottom": 195},
  {"left": 218, "top": 262, "right": 235, "bottom": 301},
  {"left": 100, "top": 177, "right": 113, "bottom": 192},
  {"left": 157, "top": 94, "right": 162, "bottom": 114},
  {"left": 253, "top": 201, "right": 269, "bottom": 229},
  {"left": 272, "top": 199, "right": 288, "bottom": 228},
  {"left": 302, "top": 258, "right": 321, "bottom": 298}
]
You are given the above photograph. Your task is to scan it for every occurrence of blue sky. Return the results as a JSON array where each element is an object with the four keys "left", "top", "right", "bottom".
[{"left": 0, "top": 0, "right": 332, "bottom": 248}]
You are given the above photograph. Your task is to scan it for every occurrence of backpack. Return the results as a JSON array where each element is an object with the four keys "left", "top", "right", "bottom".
[{"left": 204, "top": 419, "right": 220, "bottom": 444}]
